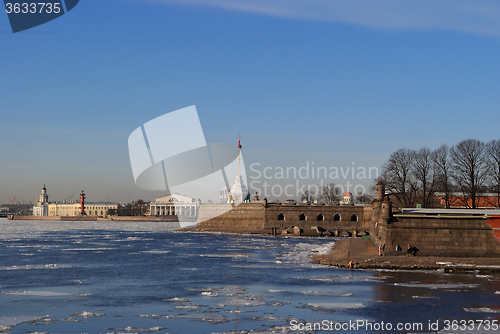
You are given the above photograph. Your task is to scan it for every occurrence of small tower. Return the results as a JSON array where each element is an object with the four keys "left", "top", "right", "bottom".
[
  {"left": 37, "top": 184, "right": 49, "bottom": 204},
  {"left": 33, "top": 184, "right": 49, "bottom": 216},
  {"left": 375, "top": 178, "right": 385, "bottom": 202},
  {"left": 381, "top": 196, "right": 392, "bottom": 221},
  {"left": 342, "top": 192, "right": 354, "bottom": 205}
]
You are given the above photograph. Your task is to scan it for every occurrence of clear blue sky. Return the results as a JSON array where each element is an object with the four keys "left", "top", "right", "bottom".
[{"left": 1, "top": 0, "right": 499, "bottom": 204}]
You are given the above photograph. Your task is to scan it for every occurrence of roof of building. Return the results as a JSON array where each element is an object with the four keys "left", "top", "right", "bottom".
[
  {"left": 154, "top": 193, "right": 195, "bottom": 203},
  {"left": 344, "top": 192, "right": 353, "bottom": 196},
  {"left": 434, "top": 193, "right": 499, "bottom": 208},
  {"left": 401, "top": 208, "right": 500, "bottom": 216}
]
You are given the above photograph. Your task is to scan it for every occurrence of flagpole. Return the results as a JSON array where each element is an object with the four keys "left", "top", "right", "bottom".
[{"left": 238, "top": 136, "right": 241, "bottom": 178}]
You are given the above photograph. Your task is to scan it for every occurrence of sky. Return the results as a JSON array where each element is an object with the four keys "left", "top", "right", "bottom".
[{"left": 1, "top": 0, "right": 499, "bottom": 204}]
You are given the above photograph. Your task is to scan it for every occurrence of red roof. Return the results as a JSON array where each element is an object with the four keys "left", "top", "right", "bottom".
[{"left": 344, "top": 192, "right": 353, "bottom": 196}]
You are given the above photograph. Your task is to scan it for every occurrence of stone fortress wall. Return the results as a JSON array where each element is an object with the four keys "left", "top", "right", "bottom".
[
  {"left": 197, "top": 179, "right": 500, "bottom": 258},
  {"left": 370, "top": 180, "right": 500, "bottom": 258},
  {"left": 196, "top": 200, "right": 371, "bottom": 236}
]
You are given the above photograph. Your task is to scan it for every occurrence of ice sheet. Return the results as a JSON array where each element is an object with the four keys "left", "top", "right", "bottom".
[
  {"left": 0, "top": 264, "right": 72, "bottom": 270},
  {"left": 463, "top": 307, "right": 500, "bottom": 313},
  {"left": 394, "top": 283, "right": 478, "bottom": 289},
  {"left": 299, "top": 291, "right": 355, "bottom": 296},
  {"left": 0, "top": 315, "right": 48, "bottom": 330},
  {"left": 70, "top": 311, "right": 105, "bottom": 317},
  {"left": 2, "top": 291, "right": 73, "bottom": 296},
  {"left": 304, "top": 303, "right": 365, "bottom": 311}
]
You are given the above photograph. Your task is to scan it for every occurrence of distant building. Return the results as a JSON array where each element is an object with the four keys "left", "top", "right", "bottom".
[
  {"left": 33, "top": 185, "right": 49, "bottom": 216},
  {"left": 32, "top": 185, "right": 118, "bottom": 217},
  {"left": 48, "top": 202, "right": 118, "bottom": 217},
  {"left": 340, "top": 192, "right": 354, "bottom": 205},
  {"left": 150, "top": 194, "right": 199, "bottom": 217},
  {"left": 220, "top": 174, "right": 249, "bottom": 203},
  {"left": 437, "top": 192, "right": 500, "bottom": 208}
]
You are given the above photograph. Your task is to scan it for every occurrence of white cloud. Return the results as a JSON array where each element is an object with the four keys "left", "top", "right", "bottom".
[{"left": 146, "top": 0, "right": 500, "bottom": 37}]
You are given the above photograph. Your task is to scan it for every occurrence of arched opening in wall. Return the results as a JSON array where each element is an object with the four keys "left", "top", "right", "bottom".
[
  {"left": 351, "top": 214, "right": 358, "bottom": 222},
  {"left": 334, "top": 214, "right": 341, "bottom": 221},
  {"left": 299, "top": 213, "right": 306, "bottom": 221},
  {"left": 317, "top": 214, "right": 324, "bottom": 221},
  {"left": 278, "top": 213, "right": 285, "bottom": 221}
]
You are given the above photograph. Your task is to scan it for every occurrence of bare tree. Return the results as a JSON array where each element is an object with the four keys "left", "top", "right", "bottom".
[
  {"left": 433, "top": 144, "right": 453, "bottom": 208},
  {"left": 487, "top": 140, "right": 500, "bottom": 207},
  {"left": 356, "top": 191, "right": 373, "bottom": 204},
  {"left": 319, "top": 183, "right": 340, "bottom": 203},
  {"left": 412, "top": 147, "right": 437, "bottom": 208},
  {"left": 381, "top": 148, "right": 418, "bottom": 208},
  {"left": 450, "top": 139, "right": 489, "bottom": 208},
  {"left": 300, "top": 190, "right": 315, "bottom": 203}
]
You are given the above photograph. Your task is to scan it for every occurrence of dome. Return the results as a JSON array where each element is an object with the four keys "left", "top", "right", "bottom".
[{"left": 344, "top": 192, "right": 353, "bottom": 197}]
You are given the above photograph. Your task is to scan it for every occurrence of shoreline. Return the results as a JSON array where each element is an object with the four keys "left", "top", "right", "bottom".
[{"left": 314, "top": 238, "right": 500, "bottom": 273}]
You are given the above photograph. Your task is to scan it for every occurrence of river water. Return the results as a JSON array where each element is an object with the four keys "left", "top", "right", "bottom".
[{"left": 0, "top": 219, "right": 499, "bottom": 333}]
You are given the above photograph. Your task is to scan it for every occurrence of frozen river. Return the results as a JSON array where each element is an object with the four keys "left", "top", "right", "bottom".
[{"left": 0, "top": 219, "right": 499, "bottom": 333}]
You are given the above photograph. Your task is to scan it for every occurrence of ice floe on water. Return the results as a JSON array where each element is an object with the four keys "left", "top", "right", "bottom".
[
  {"left": 252, "top": 315, "right": 293, "bottom": 322},
  {"left": 70, "top": 311, "right": 106, "bottom": 317},
  {"left": 162, "top": 297, "right": 192, "bottom": 302},
  {"left": 174, "top": 303, "right": 205, "bottom": 310},
  {"left": 299, "top": 291, "right": 355, "bottom": 297},
  {"left": 411, "top": 295, "right": 439, "bottom": 299},
  {"left": 463, "top": 307, "right": 500, "bottom": 313},
  {"left": 201, "top": 291, "right": 219, "bottom": 297},
  {"left": 168, "top": 313, "right": 229, "bottom": 324},
  {"left": 0, "top": 315, "right": 49, "bottom": 332},
  {"left": 129, "top": 250, "right": 170, "bottom": 255},
  {"left": 188, "top": 287, "right": 246, "bottom": 295},
  {"left": 296, "top": 275, "right": 387, "bottom": 283},
  {"left": 276, "top": 242, "right": 335, "bottom": 267},
  {"left": 300, "top": 303, "right": 365, "bottom": 313},
  {"left": 394, "top": 283, "right": 478, "bottom": 289},
  {"left": 57, "top": 318, "right": 81, "bottom": 322},
  {"left": 214, "top": 293, "right": 268, "bottom": 307},
  {"left": 2, "top": 290, "right": 73, "bottom": 296},
  {"left": 0, "top": 221, "right": 179, "bottom": 240},
  {"left": 199, "top": 253, "right": 254, "bottom": 258},
  {"left": 106, "top": 326, "right": 165, "bottom": 332},
  {"left": 62, "top": 247, "right": 115, "bottom": 251},
  {"left": 0, "top": 264, "right": 72, "bottom": 270},
  {"left": 232, "top": 264, "right": 276, "bottom": 269},
  {"left": 267, "top": 301, "right": 291, "bottom": 307}
]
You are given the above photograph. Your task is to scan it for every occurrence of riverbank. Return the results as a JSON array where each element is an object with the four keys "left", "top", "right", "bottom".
[{"left": 314, "top": 238, "right": 500, "bottom": 273}]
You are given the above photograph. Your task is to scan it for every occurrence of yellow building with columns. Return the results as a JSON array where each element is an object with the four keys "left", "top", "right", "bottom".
[{"left": 48, "top": 202, "right": 118, "bottom": 217}]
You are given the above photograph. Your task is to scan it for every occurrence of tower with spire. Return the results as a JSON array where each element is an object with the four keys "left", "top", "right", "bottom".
[
  {"left": 220, "top": 137, "right": 249, "bottom": 203},
  {"left": 33, "top": 184, "right": 49, "bottom": 216}
]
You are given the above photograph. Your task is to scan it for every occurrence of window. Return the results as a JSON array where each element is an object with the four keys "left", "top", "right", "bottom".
[
  {"left": 299, "top": 213, "right": 306, "bottom": 221},
  {"left": 351, "top": 214, "right": 358, "bottom": 222},
  {"left": 317, "top": 213, "right": 324, "bottom": 221},
  {"left": 277, "top": 213, "right": 285, "bottom": 220},
  {"left": 334, "top": 214, "right": 341, "bottom": 221}
]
